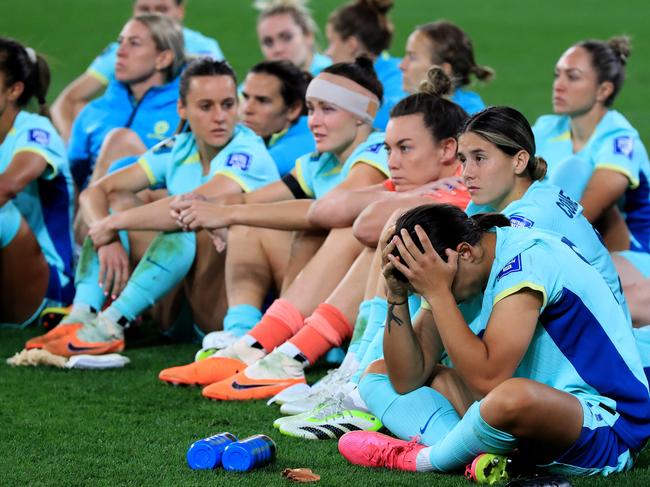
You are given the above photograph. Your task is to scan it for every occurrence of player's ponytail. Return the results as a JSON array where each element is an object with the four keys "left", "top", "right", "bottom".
[{"left": 0, "top": 38, "right": 52, "bottom": 119}]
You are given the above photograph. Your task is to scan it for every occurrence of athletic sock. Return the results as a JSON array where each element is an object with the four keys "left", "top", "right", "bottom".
[
  {"left": 347, "top": 299, "right": 373, "bottom": 357},
  {"left": 352, "top": 297, "right": 387, "bottom": 371},
  {"left": 352, "top": 294, "right": 423, "bottom": 383},
  {"left": 108, "top": 232, "right": 196, "bottom": 321},
  {"left": 247, "top": 299, "right": 304, "bottom": 352},
  {"left": 286, "top": 304, "right": 353, "bottom": 365},
  {"left": 223, "top": 304, "right": 263, "bottom": 337},
  {"left": 73, "top": 237, "right": 112, "bottom": 311},
  {"left": 416, "top": 401, "right": 517, "bottom": 472},
  {"left": 359, "top": 373, "right": 460, "bottom": 445}
]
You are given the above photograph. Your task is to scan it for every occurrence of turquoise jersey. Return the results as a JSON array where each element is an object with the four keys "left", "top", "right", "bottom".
[
  {"left": 373, "top": 53, "right": 407, "bottom": 130},
  {"left": 267, "top": 116, "right": 315, "bottom": 176},
  {"left": 533, "top": 111, "right": 650, "bottom": 254},
  {"left": 0, "top": 111, "right": 75, "bottom": 303},
  {"left": 466, "top": 181, "right": 627, "bottom": 316},
  {"left": 451, "top": 87, "right": 485, "bottom": 115},
  {"left": 309, "top": 52, "right": 332, "bottom": 76},
  {"left": 294, "top": 131, "right": 389, "bottom": 199},
  {"left": 87, "top": 26, "right": 224, "bottom": 85},
  {"left": 479, "top": 226, "right": 650, "bottom": 453},
  {"left": 138, "top": 124, "right": 279, "bottom": 195}
]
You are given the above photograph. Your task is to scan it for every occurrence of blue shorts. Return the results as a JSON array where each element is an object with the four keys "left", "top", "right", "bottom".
[
  {"left": 616, "top": 250, "right": 650, "bottom": 278},
  {"left": 542, "top": 397, "right": 636, "bottom": 476},
  {"left": 0, "top": 201, "right": 22, "bottom": 248}
]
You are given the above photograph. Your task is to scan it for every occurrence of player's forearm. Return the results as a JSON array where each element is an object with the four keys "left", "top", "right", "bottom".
[
  {"left": 109, "top": 197, "right": 179, "bottom": 232},
  {"left": 226, "top": 200, "right": 315, "bottom": 230},
  {"left": 79, "top": 185, "right": 112, "bottom": 226},
  {"left": 382, "top": 297, "right": 428, "bottom": 394},
  {"left": 308, "top": 190, "right": 386, "bottom": 229}
]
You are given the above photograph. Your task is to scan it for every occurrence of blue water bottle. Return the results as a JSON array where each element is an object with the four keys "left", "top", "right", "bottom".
[
  {"left": 221, "top": 434, "right": 277, "bottom": 471},
  {"left": 186, "top": 432, "right": 237, "bottom": 470}
]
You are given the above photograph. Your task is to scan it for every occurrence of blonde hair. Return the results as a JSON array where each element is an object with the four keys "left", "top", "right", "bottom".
[
  {"left": 133, "top": 13, "right": 185, "bottom": 81},
  {"left": 254, "top": 0, "right": 318, "bottom": 37}
]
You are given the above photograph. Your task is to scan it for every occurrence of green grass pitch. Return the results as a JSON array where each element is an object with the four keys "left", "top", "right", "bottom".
[{"left": 1, "top": 0, "right": 650, "bottom": 485}]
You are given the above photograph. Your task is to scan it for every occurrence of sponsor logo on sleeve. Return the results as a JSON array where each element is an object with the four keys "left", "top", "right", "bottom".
[
  {"left": 367, "top": 143, "right": 383, "bottom": 154},
  {"left": 496, "top": 254, "right": 522, "bottom": 281},
  {"left": 226, "top": 152, "right": 251, "bottom": 171},
  {"left": 28, "top": 128, "right": 50, "bottom": 146},
  {"left": 509, "top": 214, "right": 534, "bottom": 228},
  {"left": 614, "top": 136, "right": 634, "bottom": 159}
]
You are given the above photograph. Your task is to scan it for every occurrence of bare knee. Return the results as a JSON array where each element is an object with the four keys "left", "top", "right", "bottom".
[
  {"left": 362, "top": 359, "right": 387, "bottom": 378},
  {"left": 480, "top": 378, "right": 539, "bottom": 430}
]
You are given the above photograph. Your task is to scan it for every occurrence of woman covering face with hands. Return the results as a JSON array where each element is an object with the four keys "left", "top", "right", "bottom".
[{"left": 338, "top": 203, "right": 650, "bottom": 479}]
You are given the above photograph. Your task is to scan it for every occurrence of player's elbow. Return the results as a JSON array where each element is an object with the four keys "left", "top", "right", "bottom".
[
  {"left": 307, "top": 198, "right": 347, "bottom": 229},
  {"left": 353, "top": 205, "right": 384, "bottom": 247}
]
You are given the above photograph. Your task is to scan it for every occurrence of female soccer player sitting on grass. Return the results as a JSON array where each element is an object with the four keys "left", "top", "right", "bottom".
[
  {"left": 159, "top": 58, "right": 391, "bottom": 396},
  {"left": 0, "top": 38, "right": 75, "bottom": 327},
  {"left": 399, "top": 20, "right": 492, "bottom": 115},
  {"left": 254, "top": 0, "right": 331, "bottom": 76},
  {"left": 159, "top": 68, "right": 471, "bottom": 410},
  {"left": 325, "top": 0, "right": 405, "bottom": 130},
  {"left": 52, "top": 0, "right": 224, "bottom": 141},
  {"left": 275, "top": 105, "right": 637, "bottom": 443},
  {"left": 239, "top": 60, "right": 315, "bottom": 176},
  {"left": 339, "top": 203, "right": 650, "bottom": 479},
  {"left": 533, "top": 36, "right": 650, "bottom": 314},
  {"left": 67, "top": 14, "right": 186, "bottom": 192},
  {"left": 25, "top": 58, "right": 279, "bottom": 356}
]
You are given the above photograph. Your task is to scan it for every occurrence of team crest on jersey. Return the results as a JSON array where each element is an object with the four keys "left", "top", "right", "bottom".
[
  {"left": 28, "top": 128, "right": 50, "bottom": 146},
  {"left": 614, "top": 136, "right": 634, "bottom": 159},
  {"left": 509, "top": 215, "right": 534, "bottom": 228},
  {"left": 154, "top": 120, "right": 171, "bottom": 136},
  {"left": 226, "top": 152, "right": 251, "bottom": 171},
  {"left": 367, "top": 143, "right": 383, "bottom": 154},
  {"left": 496, "top": 254, "right": 522, "bottom": 281}
]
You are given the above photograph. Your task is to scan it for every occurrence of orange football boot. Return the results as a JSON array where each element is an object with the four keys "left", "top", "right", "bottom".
[
  {"left": 158, "top": 356, "right": 247, "bottom": 386},
  {"left": 43, "top": 330, "right": 124, "bottom": 358},
  {"left": 201, "top": 350, "right": 307, "bottom": 401},
  {"left": 25, "top": 323, "right": 83, "bottom": 350}
]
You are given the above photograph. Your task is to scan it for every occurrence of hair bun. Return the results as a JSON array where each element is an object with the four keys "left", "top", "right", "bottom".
[
  {"left": 354, "top": 55, "right": 375, "bottom": 72},
  {"left": 608, "top": 35, "right": 631, "bottom": 65},
  {"left": 418, "top": 66, "right": 452, "bottom": 97},
  {"left": 363, "top": 0, "right": 393, "bottom": 14}
]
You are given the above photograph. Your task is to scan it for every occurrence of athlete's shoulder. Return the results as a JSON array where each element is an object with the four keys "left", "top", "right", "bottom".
[
  {"left": 452, "top": 88, "right": 485, "bottom": 115},
  {"left": 532, "top": 114, "right": 568, "bottom": 137},
  {"left": 182, "top": 26, "right": 224, "bottom": 59},
  {"left": 360, "top": 131, "right": 386, "bottom": 152},
  {"left": 12, "top": 112, "right": 62, "bottom": 147}
]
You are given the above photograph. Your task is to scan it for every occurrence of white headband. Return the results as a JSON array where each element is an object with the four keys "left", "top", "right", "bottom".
[
  {"left": 306, "top": 76, "right": 379, "bottom": 125},
  {"left": 25, "top": 47, "right": 37, "bottom": 64}
]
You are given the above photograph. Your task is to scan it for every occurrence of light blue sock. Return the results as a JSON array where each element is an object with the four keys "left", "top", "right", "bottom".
[
  {"left": 359, "top": 373, "right": 460, "bottom": 445},
  {"left": 418, "top": 401, "right": 518, "bottom": 472},
  {"left": 223, "top": 304, "right": 263, "bottom": 337},
  {"left": 73, "top": 233, "right": 127, "bottom": 311},
  {"left": 347, "top": 299, "right": 373, "bottom": 357},
  {"left": 353, "top": 297, "right": 387, "bottom": 368},
  {"left": 107, "top": 231, "right": 196, "bottom": 321}
]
